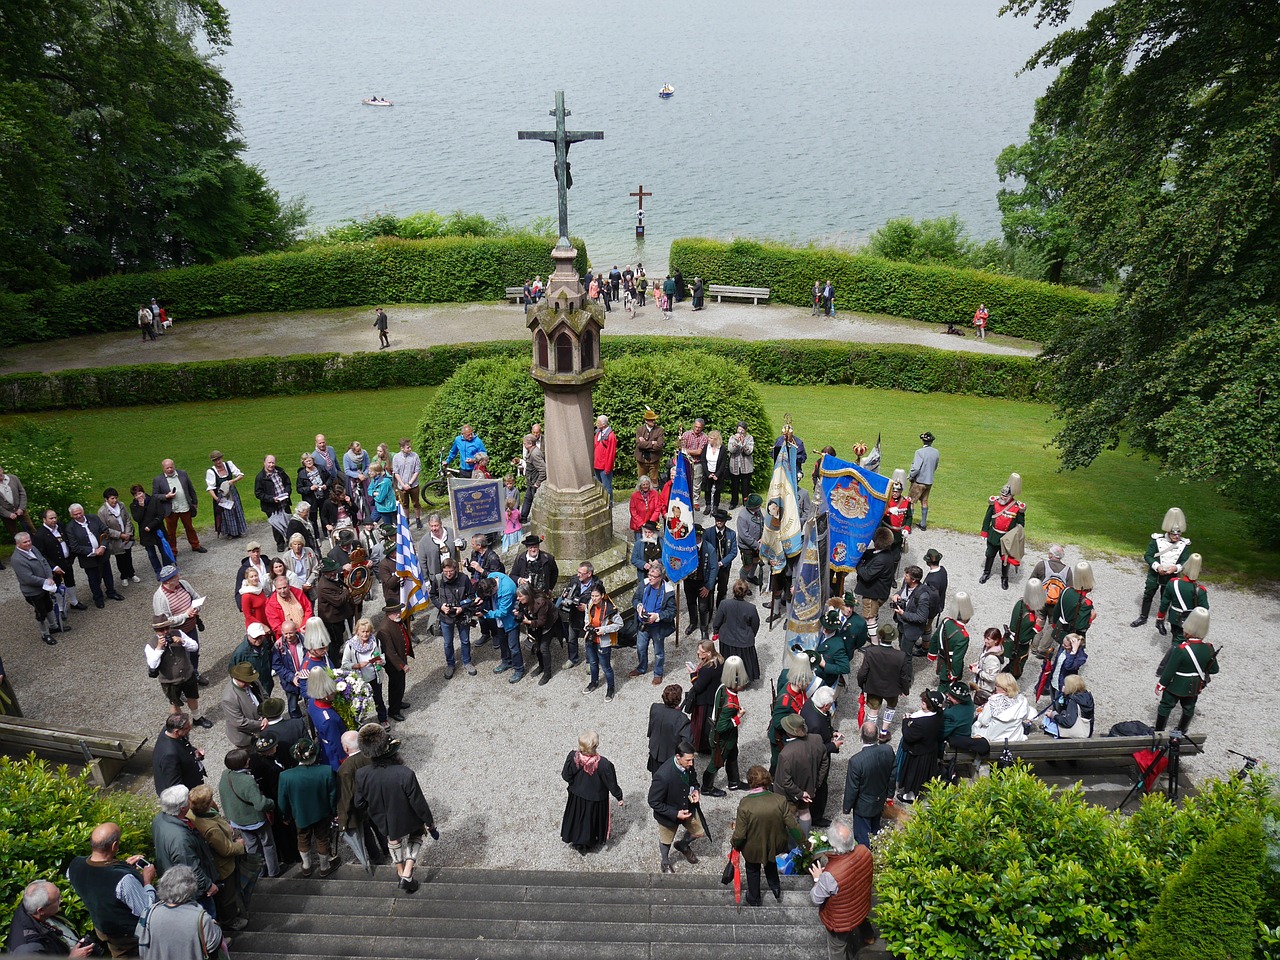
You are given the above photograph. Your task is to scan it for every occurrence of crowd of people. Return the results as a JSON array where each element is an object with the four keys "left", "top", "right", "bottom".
[
  {"left": 521, "top": 263, "right": 708, "bottom": 320},
  {"left": 1, "top": 405, "right": 1219, "bottom": 957}
]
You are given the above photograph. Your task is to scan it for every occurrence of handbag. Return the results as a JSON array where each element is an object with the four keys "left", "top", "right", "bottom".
[{"left": 679, "top": 686, "right": 695, "bottom": 716}]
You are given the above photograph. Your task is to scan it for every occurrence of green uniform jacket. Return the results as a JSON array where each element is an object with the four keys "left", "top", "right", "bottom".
[
  {"left": 1159, "top": 577, "right": 1209, "bottom": 627},
  {"left": 815, "top": 632, "right": 850, "bottom": 682},
  {"left": 1159, "top": 638, "right": 1219, "bottom": 697},
  {"left": 277, "top": 762, "right": 338, "bottom": 830},
  {"left": 1053, "top": 588, "right": 1093, "bottom": 640},
  {"left": 840, "top": 612, "right": 870, "bottom": 656},
  {"left": 942, "top": 701, "right": 974, "bottom": 740},
  {"left": 1005, "top": 600, "right": 1038, "bottom": 660},
  {"left": 981, "top": 499, "right": 1026, "bottom": 539},
  {"left": 730, "top": 789, "right": 799, "bottom": 864},
  {"left": 928, "top": 618, "right": 970, "bottom": 683},
  {"left": 712, "top": 684, "right": 742, "bottom": 751}
]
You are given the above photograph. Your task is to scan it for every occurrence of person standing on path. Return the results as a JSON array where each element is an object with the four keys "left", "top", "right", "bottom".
[
  {"left": 662, "top": 275, "right": 676, "bottom": 318},
  {"left": 809, "top": 820, "right": 876, "bottom": 956},
  {"left": 593, "top": 415, "right": 618, "bottom": 509},
  {"left": 138, "top": 303, "right": 157, "bottom": 342},
  {"left": 354, "top": 724, "right": 438, "bottom": 894},
  {"left": 823, "top": 280, "right": 835, "bottom": 317},
  {"left": 811, "top": 281, "right": 822, "bottom": 316},
  {"left": 907, "top": 431, "right": 939, "bottom": 531},
  {"left": 635, "top": 409, "right": 665, "bottom": 486},
  {"left": 973, "top": 303, "right": 989, "bottom": 340},
  {"left": 373, "top": 307, "right": 390, "bottom": 349},
  {"left": 152, "top": 459, "right": 206, "bottom": 555}
]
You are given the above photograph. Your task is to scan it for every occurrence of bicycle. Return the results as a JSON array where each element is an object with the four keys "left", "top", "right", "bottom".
[{"left": 421, "top": 447, "right": 463, "bottom": 506}]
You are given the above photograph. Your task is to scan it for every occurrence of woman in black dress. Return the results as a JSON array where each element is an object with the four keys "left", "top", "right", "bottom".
[
  {"left": 711, "top": 579, "right": 762, "bottom": 681},
  {"left": 897, "top": 689, "right": 946, "bottom": 803},
  {"left": 560, "top": 731, "right": 623, "bottom": 853},
  {"left": 688, "top": 639, "right": 723, "bottom": 756}
]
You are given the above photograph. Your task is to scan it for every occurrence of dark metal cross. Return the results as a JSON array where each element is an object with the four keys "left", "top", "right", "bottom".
[
  {"left": 518, "top": 91, "right": 604, "bottom": 245},
  {"left": 629, "top": 184, "right": 652, "bottom": 211}
]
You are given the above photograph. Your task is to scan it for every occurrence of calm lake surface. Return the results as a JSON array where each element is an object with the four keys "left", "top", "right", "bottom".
[{"left": 218, "top": 0, "right": 1102, "bottom": 270}]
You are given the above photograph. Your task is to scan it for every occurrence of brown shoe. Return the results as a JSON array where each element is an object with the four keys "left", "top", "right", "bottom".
[
  {"left": 628, "top": 669, "right": 644, "bottom": 678},
  {"left": 652, "top": 675, "right": 663, "bottom": 685},
  {"left": 676, "top": 843, "right": 699, "bottom": 864}
]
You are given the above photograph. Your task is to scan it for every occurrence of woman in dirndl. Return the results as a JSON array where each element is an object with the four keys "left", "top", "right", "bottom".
[
  {"left": 207, "top": 450, "right": 248, "bottom": 539},
  {"left": 560, "top": 730, "right": 623, "bottom": 854}
]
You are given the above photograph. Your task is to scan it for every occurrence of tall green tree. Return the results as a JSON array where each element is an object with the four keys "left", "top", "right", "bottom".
[
  {"left": 0, "top": 0, "right": 304, "bottom": 292},
  {"left": 1001, "top": 0, "right": 1280, "bottom": 543}
]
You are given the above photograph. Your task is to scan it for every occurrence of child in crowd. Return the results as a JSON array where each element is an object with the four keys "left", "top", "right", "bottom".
[{"left": 503, "top": 476, "right": 522, "bottom": 551}]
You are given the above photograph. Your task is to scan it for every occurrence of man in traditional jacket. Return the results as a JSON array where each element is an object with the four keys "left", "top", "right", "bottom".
[
  {"left": 1005, "top": 579, "right": 1045, "bottom": 680},
  {"left": 1053, "top": 561, "right": 1097, "bottom": 644},
  {"left": 927, "top": 592, "right": 973, "bottom": 687}
]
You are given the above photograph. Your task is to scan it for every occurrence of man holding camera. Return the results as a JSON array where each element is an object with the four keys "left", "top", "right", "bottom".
[
  {"left": 66, "top": 823, "right": 157, "bottom": 958},
  {"left": 145, "top": 615, "right": 212, "bottom": 729},
  {"left": 6, "top": 880, "right": 96, "bottom": 956},
  {"left": 560, "top": 562, "right": 602, "bottom": 670},
  {"left": 431, "top": 559, "right": 478, "bottom": 679}
]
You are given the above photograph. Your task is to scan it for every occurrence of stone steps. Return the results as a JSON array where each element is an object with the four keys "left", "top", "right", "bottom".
[{"left": 231, "top": 865, "right": 833, "bottom": 960}]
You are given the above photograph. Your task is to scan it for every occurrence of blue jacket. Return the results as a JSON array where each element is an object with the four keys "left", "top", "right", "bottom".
[
  {"left": 482, "top": 572, "right": 518, "bottom": 631},
  {"left": 307, "top": 700, "right": 348, "bottom": 772},
  {"left": 369, "top": 474, "right": 396, "bottom": 513},
  {"left": 633, "top": 579, "right": 677, "bottom": 639},
  {"left": 447, "top": 434, "right": 488, "bottom": 470}
]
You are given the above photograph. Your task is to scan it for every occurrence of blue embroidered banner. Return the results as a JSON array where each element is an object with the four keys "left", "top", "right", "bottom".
[
  {"left": 662, "top": 453, "right": 697, "bottom": 583},
  {"left": 448, "top": 477, "right": 504, "bottom": 538},
  {"left": 784, "top": 519, "right": 822, "bottom": 652},
  {"left": 819, "top": 454, "right": 891, "bottom": 573}
]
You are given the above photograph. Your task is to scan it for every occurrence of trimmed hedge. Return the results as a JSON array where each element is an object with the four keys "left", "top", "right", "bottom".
[
  {"left": 7, "top": 234, "right": 588, "bottom": 345},
  {"left": 669, "top": 237, "right": 1114, "bottom": 341},
  {"left": 0, "top": 337, "right": 1046, "bottom": 413}
]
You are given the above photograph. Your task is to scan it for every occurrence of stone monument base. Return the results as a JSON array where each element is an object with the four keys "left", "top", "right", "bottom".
[{"left": 530, "top": 483, "right": 635, "bottom": 600}]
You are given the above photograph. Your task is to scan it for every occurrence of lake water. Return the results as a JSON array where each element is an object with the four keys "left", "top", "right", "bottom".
[{"left": 217, "top": 0, "right": 1101, "bottom": 270}]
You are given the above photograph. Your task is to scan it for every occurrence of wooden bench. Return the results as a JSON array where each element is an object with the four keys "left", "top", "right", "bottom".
[
  {"left": 505, "top": 286, "right": 526, "bottom": 303},
  {"left": 706, "top": 284, "right": 770, "bottom": 305},
  {"left": 0, "top": 716, "right": 150, "bottom": 787},
  {"left": 947, "top": 731, "right": 1207, "bottom": 781}
]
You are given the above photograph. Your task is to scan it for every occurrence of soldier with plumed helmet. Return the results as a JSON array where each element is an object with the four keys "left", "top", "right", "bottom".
[
  {"left": 1157, "top": 552, "right": 1209, "bottom": 644},
  {"left": 1155, "top": 606, "right": 1218, "bottom": 732},
  {"left": 1053, "top": 560, "right": 1097, "bottom": 644},
  {"left": 979, "top": 473, "right": 1026, "bottom": 590},
  {"left": 1005, "top": 578, "right": 1045, "bottom": 680},
  {"left": 1131, "top": 507, "right": 1193, "bottom": 629},
  {"left": 927, "top": 592, "right": 973, "bottom": 687}
]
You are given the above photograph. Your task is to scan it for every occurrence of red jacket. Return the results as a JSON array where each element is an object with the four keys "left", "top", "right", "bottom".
[
  {"left": 266, "top": 587, "right": 314, "bottom": 639},
  {"left": 629, "top": 489, "right": 661, "bottom": 532},
  {"left": 593, "top": 427, "right": 618, "bottom": 471},
  {"left": 240, "top": 589, "right": 269, "bottom": 630}
]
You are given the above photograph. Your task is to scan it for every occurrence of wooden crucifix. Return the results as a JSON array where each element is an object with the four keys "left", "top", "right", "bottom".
[
  {"left": 629, "top": 184, "right": 652, "bottom": 211},
  {"left": 518, "top": 91, "right": 604, "bottom": 245}
]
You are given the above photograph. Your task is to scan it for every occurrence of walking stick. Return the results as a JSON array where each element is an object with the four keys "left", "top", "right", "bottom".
[{"left": 674, "top": 579, "right": 681, "bottom": 648}]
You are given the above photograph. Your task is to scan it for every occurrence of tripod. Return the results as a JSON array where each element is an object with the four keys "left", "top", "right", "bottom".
[
  {"left": 1228, "top": 748, "right": 1262, "bottom": 781},
  {"left": 1118, "top": 730, "right": 1203, "bottom": 810}
]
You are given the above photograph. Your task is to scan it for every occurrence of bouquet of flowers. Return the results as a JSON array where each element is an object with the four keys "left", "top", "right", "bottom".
[
  {"left": 778, "top": 826, "right": 834, "bottom": 875},
  {"left": 328, "top": 667, "right": 375, "bottom": 729}
]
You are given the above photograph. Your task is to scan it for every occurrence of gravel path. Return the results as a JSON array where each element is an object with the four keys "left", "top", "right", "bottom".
[
  {"left": 0, "top": 301, "right": 1036, "bottom": 375},
  {"left": 1, "top": 500, "right": 1269, "bottom": 874}
]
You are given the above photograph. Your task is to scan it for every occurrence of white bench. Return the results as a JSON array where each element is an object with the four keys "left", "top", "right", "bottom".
[
  {"left": 504, "top": 286, "right": 526, "bottom": 303},
  {"left": 706, "top": 284, "right": 770, "bottom": 305}
]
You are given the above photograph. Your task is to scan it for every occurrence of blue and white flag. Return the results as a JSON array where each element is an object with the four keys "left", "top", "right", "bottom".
[
  {"left": 819, "top": 454, "right": 891, "bottom": 573},
  {"left": 759, "top": 442, "right": 803, "bottom": 573},
  {"left": 784, "top": 519, "right": 822, "bottom": 652},
  {"left": 395, "top": 503, "right": 431, "bottom": 616},
  {"left": 662, "top": 453, "right": 697, "bottom": 583}
]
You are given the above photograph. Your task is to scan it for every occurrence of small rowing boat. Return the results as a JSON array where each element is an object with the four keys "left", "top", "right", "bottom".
[{"left": 362, "top": 97, "right": 394, "bottom": 107}]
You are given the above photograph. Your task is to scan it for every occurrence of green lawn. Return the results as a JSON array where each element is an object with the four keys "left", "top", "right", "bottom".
[
  {"left": 757, "top": 383, "right": 1273, "bottom": 580},
  {"left": 2, "top": 382, "right": 1271, "bottom": 582}
]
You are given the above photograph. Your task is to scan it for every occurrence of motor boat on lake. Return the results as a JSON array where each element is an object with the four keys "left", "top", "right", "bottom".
[
  {"left": 658, "top": 84, "right": 674, "bottom": 99},
  {"left": 362, "top": 97, "right": 394, "bottom": 106}
]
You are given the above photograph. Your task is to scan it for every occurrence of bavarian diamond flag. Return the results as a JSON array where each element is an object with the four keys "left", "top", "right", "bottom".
[
  {"left": 662, "top": 453, "right": 697, "bottom": 583},
  {"left": 819, "top": 454, "right": 891, "bottom": 573}
]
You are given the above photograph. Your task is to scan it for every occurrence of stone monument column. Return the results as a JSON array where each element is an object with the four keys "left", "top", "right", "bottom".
[{"left": 527, "top": 242, "right": 614, "bottom": 567}]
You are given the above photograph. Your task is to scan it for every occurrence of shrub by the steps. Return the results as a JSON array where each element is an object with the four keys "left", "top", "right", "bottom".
[
  {"left": 0, "top": 756, "right": 155, "bottom": 935},
  {"left": 669, "top": 237, "right": 1113, "bottom": 341}
]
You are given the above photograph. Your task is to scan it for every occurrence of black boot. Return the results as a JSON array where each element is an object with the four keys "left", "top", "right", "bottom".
[
  {"left": 1177, "top": 712, "right": 1193, "bottom": 733},
  {"left": 1001, "top": 563, "right": 1009, "bottom": 590},
  {"left": 1154, "top": 713, "right": 1169, "bottom": 732},
  {"left": 1156, "top": 618, "right": 1168, "bottom": 636},
  {"left": 1132, "top": 596, "right": 1154, "bottom": 627},
  {"left": 979, "top": 556, "right": 993, "bottom": 585}
]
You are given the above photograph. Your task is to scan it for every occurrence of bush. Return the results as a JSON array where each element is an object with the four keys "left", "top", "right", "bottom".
[
  {"left": 415, "top": 352, "right": 774, "bottom": 490},
  {"left": 670, "top": 237, "right": 1114, "bottom": 341},
  {"left": 0, "top": 338, "right": 1043, "bottom": 414},
  {"left": 0, "top": 420, "right": 94, "bottom": 538},
  {"left": 0, "top": 756, "right": 155, "bottom": 935},
  {"left": 7, "top": 234, "right": 588, "bottom": 346},
  {"left": 1132, "top": 818, "right": 1264, "bottom": 960},
  {"left": 874, "top": 765, "right": 1280, "bottom": 960}
]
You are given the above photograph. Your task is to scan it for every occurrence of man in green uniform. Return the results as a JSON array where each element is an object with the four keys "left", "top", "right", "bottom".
[
  {"left": 838, "top": 592, "right": 871, "bottom": 658},
  {"left": 1005, "top": 578, "right": 1044, "bottom": 681},
  {"left": 979, "top": 473, "right": 1026, "bottom": 590},
  {"left": 927, "top": 592, "right": 972, "bottom": 687},
  {"left": 1053, "top": 561, "right": 1096, "bottom": 644},
  {"left": 1157, "top": 553, "right": 1208, "bottom": 643},
  {"left": 1131, "top": 507, "right": 1193, "bottom": 629},
  {"left": 769, "top": 651, "right": 813, "bottom": 774},
  {"left": 813, "top": 610, "right": 851, "bottom": 687},
  {"left": 1155, "top": 607, "right": 1218, "bottom": 732}
]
